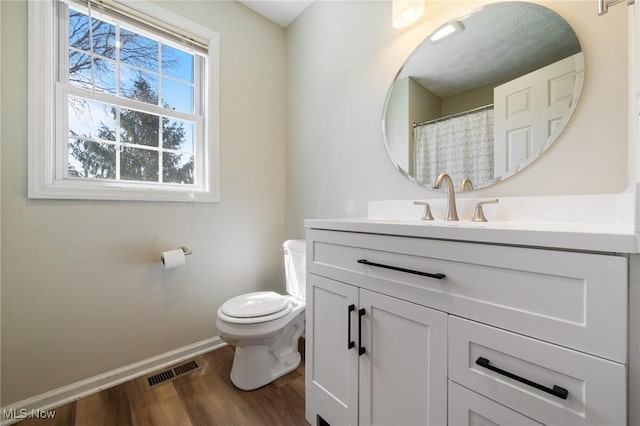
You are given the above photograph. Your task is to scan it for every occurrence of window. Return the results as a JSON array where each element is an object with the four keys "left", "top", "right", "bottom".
[{"left": 28, "top": 0, "right": 220, "bottom": 202}]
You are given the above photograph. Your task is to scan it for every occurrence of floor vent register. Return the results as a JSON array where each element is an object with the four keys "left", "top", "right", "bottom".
[{"left": 144, "top": 360, "right": 201, "bottom": 390}]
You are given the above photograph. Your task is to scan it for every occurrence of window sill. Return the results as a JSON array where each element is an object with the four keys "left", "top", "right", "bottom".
[{"left": 28, "top": 179, "right": 219, "bottom": 203}]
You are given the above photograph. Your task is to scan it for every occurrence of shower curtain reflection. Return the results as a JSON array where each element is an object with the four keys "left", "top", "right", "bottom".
[{"left": 414, "top": 107, "right": 494, "bottom": 187}]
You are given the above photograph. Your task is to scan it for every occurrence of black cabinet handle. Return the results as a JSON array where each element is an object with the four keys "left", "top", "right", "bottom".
[
  {"left": 358, "top": 308, "right": 366, "bottom": 356},
  {"left": 347, "top": 304, "right": 355, "bottom": 350},
  {"left": 475, "top": 357, "right": 569, "bottom": 400},
  {"left": 357, "top": 259, "right": 445, "bottom": 280}
]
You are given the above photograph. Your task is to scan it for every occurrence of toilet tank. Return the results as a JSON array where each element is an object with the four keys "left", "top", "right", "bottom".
[{"left": 283, "top": 240, "right": 306, "bottom": 301}]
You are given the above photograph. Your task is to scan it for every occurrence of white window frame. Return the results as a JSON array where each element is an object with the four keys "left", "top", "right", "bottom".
[{"left": 28, "top": 0, "right": 220, "bottom": 202}]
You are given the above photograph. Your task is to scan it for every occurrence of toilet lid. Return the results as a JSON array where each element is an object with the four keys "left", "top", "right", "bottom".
[{"left": 221, "top": 291, "right": 290, "bottom": 318}]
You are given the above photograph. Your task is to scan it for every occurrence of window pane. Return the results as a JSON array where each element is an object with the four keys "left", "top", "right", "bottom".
[
  {"left": 120, "top": 66, "right": 158, "bottom": 105},
  {"left": 69, "top": 10, "right": 90, "bottom": 51},
  {"left": 163, "top": 153, "right": 193, "bottom": 184},
  {"left": 162, "top": 79, "right": 193, "bottom": 113},
  {"left": 163, "top": 118, "right": 194, "bottom": 151},
  {"left": 69, "top": 50, "right": 92, "bottom": 89},
  {"left": 119, "top": 108, "right": 159, "bottom": 147},
  {"left": 68, "top": 139, "right": 116, "bottom": 179},
  {"left": 121, "top": 147, "right": 159, "bottom": 182},
  {"left": 68, "top": 97, "right": 116, "bottom": 142},
  {"left": 94, "top": 58, "right": 116, "bottom": 94},
  {"left": 120, "top": 28, "right": 158, "bottom": 72},
  {"left": 91, "top": 18, "right": 116, "bottom": 59},
  {"left": 62, "top": 7, "right": 207, "bottom": 193},
  {"left": 162, "top": 44, "right": 194, "bottom": 83}
]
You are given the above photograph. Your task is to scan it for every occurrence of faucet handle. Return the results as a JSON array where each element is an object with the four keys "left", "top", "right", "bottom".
[
  {"left": 413, "top": 201, "right": 434, "bottom": 221},
  {"left": 460, "top": 178, "right": 474, "bottom": 192},
  {"left": 471, "top": 199, "right": 499, "bottom": 222}
]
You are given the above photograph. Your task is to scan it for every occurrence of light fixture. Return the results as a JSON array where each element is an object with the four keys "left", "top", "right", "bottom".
[
  {"left": 392, "top": 0, "right": 425, "bottom": 29},
  {"left": 429, "top": 20, "right": 464, "bottom": 42}
]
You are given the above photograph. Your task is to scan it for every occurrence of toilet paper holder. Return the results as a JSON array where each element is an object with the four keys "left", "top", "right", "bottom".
[{"left": 160, "top": 246, "right": 193, "bottom": 268}]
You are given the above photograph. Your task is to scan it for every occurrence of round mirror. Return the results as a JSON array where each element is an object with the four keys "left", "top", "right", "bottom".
[{"left": 383, "top": 2, "right": 584, "bottom": 191}]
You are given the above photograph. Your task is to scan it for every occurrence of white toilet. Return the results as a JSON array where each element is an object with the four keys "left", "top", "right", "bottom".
[{"left": 216, "top": 240, "right": 306, "bottom": 391}]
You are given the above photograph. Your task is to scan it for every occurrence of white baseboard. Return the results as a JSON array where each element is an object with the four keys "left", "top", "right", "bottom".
[{"left": 1, "top": 336, "right": 226, "bottom": 425}]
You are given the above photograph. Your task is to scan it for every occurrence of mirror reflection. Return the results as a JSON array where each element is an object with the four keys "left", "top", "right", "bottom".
[{"left": 383, "top": 2, "right": 584, "bottom": 190}]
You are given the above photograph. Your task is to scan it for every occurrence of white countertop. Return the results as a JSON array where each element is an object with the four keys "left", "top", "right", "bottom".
[
  {"left": 306, "top": 193, "right": 640, "bottom": 253},
  {"left": 305, "top": 217, "right": 639, "bottom": 253}
]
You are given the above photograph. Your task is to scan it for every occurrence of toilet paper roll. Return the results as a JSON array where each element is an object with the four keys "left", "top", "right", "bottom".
[{"left": 161, "top": 249, "right": 186, "bottom": 269}]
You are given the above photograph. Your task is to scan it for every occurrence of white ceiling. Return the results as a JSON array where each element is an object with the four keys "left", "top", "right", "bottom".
[
  {"left": 237, "top": 1, "right": 581, "bottom": 97},
  {"left": 237, "top": 0, "right": 315, "bottom": 27}
]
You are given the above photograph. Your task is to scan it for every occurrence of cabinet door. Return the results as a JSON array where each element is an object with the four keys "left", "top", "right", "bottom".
[
  {"left": 306, "top": 274, "right": 359, "bottom": 425},
  {"left": 358, "top": 289, "right": 447, "bottom": 426}
]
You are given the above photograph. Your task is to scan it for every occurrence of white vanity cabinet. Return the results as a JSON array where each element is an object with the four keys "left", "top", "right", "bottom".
[
  {"left": 304, "top": 226, "right": 629, "bottom": 426},
  {"left": 305, "top": 274, "right": 447, "bottom": 426}
]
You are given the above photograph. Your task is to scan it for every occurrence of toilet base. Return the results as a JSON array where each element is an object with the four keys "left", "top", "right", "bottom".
[
  {"left": 226, "top": 312, "right": 305, "bottom": 391},
  {"left": 230, "top": 346, "right": 301, "bottom": 391}
]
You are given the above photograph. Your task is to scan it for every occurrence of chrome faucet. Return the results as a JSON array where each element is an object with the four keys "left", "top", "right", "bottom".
[{"left": 432, "top": 173, "right": 459, "bottom": 221}]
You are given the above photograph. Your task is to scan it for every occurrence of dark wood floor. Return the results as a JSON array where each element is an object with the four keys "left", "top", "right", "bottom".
[{"left": 19, "top": 344, "right": 307, "bottom": 426}]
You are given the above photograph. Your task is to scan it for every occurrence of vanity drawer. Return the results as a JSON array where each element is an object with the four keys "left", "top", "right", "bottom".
[
  {"left": 448, "top": 316, "right": 626, "bottom": 426},
  {"left": 306, "top": 229, "right": 627, "bottom": 362},
  {"left": 448, "top": 381, "right": 543, "bottom": 426}
]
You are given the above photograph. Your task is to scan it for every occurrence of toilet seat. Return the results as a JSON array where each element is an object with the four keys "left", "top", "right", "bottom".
[{"left": 219, "top": 291, "right": 294, "bottom": 324}]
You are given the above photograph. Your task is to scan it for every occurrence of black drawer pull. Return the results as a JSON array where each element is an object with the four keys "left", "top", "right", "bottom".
[
  {"left": 347, "top": 304, "right": 355, "bottom": 350},
  {"left": 475, "top": 357, "right": 569, "bottom": 400},
  {"left": 357, "top": 259, "right": 446, "bottom": 280},
  {"left": 358, "top": 308, "right": 366, "bottom": 356}
]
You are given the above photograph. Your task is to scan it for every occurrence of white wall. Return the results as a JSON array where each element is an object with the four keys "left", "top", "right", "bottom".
[
  {"left": 1, "top": 0, "right": 286, "bottom": 405},
  {"left": 631, "top": 1, "right": 640, "bottom": 189},
  {"left": 441, "top": 84, "right": 494, "bottom": 116},
  {"left": 0, "top": 0, "right": 3, "bottom": 408},
  {"left": 286, "top": 0, "right": 629, "bottom": 238},
  {"left": 408, "top": 78, "right": 441, "bottom": 125}
]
